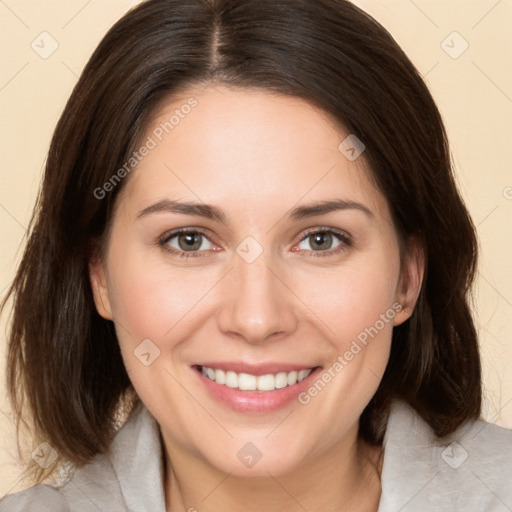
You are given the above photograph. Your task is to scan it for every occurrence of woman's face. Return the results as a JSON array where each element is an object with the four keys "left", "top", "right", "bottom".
[{"left": 90, "top": 85, "right": 422, "bottom": 477}]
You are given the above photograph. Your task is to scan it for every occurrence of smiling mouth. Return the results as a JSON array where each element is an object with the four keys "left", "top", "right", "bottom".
[{"left": 195, "top": 365, "right": 319, "bottom": 392}]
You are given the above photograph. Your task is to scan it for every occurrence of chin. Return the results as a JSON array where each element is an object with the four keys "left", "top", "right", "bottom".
[{"left": 199, "top": 436, "right": 309, "bottom": 478}]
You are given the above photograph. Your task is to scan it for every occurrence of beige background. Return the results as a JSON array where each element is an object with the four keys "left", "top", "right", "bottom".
[{"left": 1, "top": 0, "right": 511, "bottom": 497}]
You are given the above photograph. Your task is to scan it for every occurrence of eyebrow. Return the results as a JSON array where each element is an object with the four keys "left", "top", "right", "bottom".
[
  {"left": 288, "top": 199, "right": 374, "bottom": 221},
  {"left": 136, "top": 198, "right": 374, "bottom": 222}
]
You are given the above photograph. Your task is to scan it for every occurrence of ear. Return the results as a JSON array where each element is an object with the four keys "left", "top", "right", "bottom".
[
  {"left": 393, "top": 236, "right": 425, "bottom": 326},
  {"left": 89, "top": 253, "right": 114, "bottom": 320}
]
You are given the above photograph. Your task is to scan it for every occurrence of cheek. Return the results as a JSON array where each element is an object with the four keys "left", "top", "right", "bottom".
[
  {"left": 290, "top": 255, "right": 399, "bottom": 448},
  {"left": 104, "top": 244, "right": 213, "bottom": 425},
  {"left": 294, "top": 254, "right": 400, "bottom": 351},
  {"left": 103, "top": 240, "right": 228, "bottom": 398},
  {"left": 105, "top": 244, "right": 212, "bottom": 343}
]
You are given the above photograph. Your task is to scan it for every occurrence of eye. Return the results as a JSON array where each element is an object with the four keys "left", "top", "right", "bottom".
[
  {"left": 158, "top": 227, "right": 351, "bottom": 259},
  {"left": 295, "top": 228, "right": 351, "bottom": 256},
  {"left": 159, "top": 229, "right": 216, "bottom": 257}
]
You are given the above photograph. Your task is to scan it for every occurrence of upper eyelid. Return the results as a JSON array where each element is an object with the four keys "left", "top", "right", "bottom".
[
  {"left": 160, "top": 226, "right": 214, "bottom": 241},
  {"left": 298, "top": 227, "right": 351, "bottom": 241}
]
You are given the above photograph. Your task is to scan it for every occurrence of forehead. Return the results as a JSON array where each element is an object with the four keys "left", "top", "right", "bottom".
[{"left": 117, "top": 85, "right": 390, "bottom": 224}]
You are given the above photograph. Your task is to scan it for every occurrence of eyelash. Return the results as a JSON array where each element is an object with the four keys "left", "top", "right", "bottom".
[{"left": 158, "top": 227, "right": 352, "bottom": 259}]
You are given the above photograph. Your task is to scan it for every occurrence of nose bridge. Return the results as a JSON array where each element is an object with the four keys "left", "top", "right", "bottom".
[{"left": 217, "top": 244, "right": 298, "bottom": 343}]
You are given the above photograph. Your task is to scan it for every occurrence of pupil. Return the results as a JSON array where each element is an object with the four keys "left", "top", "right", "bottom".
[
  {"left": 311, "top": 232, "right": 332, "bottom": 250},
  {"left": 179, "top": 233, "right": 201, "bottom": 251}
]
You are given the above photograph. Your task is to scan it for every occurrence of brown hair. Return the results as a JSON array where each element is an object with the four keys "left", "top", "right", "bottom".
[{"left": 2, "top": 0, "right": 481, "bottom": 482}]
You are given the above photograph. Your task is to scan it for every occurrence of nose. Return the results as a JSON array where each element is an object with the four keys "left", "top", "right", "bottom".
[{"left": 216, "top": 250, "right": 299, "bottom": 345}]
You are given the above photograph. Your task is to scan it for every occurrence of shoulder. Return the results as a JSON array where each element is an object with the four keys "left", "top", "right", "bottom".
[
  {"left": 0, "top": 452, "right": 127, "bottom": 512},
  {"left": 378, "top": 400, "right": 512, "bottom": 511},
  {"left": 0, "top": 483, "right": 68, "bottom": 512},
  {"left": 0, "top": 402, "right": 160, "bottom": 512}
]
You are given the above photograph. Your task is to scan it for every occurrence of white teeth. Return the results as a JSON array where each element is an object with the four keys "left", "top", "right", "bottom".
[
  {"left": 287, "top": 371, "right": 298, "bottom": 385},
  {"left": 225, "top": 371, "right": 238, "bottom": 388},
  {"left": 298, "top": 369, "right": 312, "bottom": 382},
  {"left": 275, "top": 372, "right": 288, "bottom": 389},
  {"left": 200, "top": 366, "right": 314, "bottom": 391},
  {"left": 214, "top": 368, "right": 225, "bottom": 385},
  {"left": 238, "top": 373, "right": 257, "bottom": 390},
  {"left": 257, "top": 374, "right": 276, "bottom": 391}
]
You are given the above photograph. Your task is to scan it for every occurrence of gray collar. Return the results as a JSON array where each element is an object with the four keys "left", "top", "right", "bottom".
[{"left": 110, "top": 402, "right": 166, "bottom": 511}]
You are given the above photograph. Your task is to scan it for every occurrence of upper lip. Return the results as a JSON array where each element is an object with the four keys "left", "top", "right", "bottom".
[{"left": 195, "top": 361, "right": 320, "bottom": 376}]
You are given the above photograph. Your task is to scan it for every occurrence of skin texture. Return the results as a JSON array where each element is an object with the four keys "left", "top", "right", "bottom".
[{"left": 90, "top": 85, "right": 424, "bottom": 512}]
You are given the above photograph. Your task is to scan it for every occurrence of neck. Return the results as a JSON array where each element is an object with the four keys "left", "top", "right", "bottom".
[{"left": 162, "top": 429, "right": 383, "bottom": 512}]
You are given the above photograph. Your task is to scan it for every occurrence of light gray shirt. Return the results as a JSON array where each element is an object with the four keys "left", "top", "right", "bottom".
[{"left": 1, "top": 399, "right": 511, "bottom": 511}]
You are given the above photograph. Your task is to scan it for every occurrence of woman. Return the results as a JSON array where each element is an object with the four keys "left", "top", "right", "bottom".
[{"left": 1, "top": 0, "right": 511, "bottom": 510}]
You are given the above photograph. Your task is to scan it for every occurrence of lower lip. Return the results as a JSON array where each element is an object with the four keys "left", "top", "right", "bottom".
[{"left": 193, "top": 366, "right": 322, "bottom": 414}]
